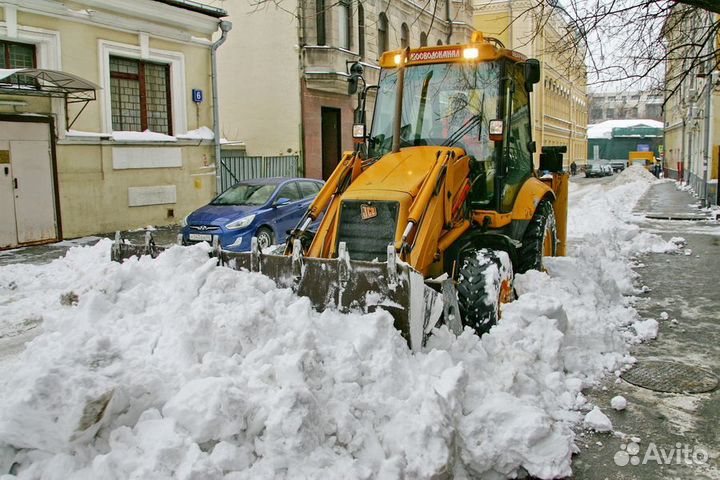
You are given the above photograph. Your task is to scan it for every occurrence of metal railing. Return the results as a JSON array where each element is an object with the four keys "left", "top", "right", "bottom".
[{"left": 219, "top": 153, "right": 300, "bottom": 192}]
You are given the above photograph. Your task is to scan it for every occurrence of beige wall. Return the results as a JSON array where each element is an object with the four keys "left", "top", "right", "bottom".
[
  {"left": 217, "top": 0, "right": 302, "bottom": 157},
  {"left": 56, "top": 142, "right": 215, "bottom": 237},
  {"left": 1, "top": 2, "right": 223, "bottom": 238}
]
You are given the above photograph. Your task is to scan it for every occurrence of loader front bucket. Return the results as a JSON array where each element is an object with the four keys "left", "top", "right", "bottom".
[
  {"left": 111, "top": 234, "right": 444, "bottom": 350},
  {"left": 223, "top": 241, "right": 444, "bottom": 350}
]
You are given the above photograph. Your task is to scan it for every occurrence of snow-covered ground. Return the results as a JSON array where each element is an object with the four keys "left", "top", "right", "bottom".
[{"left": 0, "top": 167, "right": 680, "bottom": 479}]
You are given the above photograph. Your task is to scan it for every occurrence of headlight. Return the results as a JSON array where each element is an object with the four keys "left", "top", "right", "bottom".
[{"left": 226, "top": 214, "right": 255, "bottom": 230}]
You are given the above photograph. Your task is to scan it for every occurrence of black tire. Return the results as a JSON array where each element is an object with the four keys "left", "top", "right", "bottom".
[
  {"left": 455, "top": 249, "right": 509, "bottom": 336},
  {"left": 516, "top": 200, "right": 557, "bottom": 274},
  {"left": 255, "top": 227, "right": 274, "bottom": 250}
]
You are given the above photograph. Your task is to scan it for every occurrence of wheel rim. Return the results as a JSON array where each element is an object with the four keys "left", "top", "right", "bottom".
[{"left": 257, "top": 231, "right": 272, "bottom": 249}]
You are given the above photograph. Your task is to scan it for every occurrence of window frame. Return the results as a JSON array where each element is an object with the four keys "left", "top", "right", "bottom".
[
  {"left": 401, "top": 23, "right": 409, "bottom": 48},
  {"left": 316, "top": 0, "right": 327, "bottom": 45},
  {"left": 0, "top": 39, "right": 36, "bottom": 69},
  {"left": 109, "top": 56, "right": 173, "bottom": 135},
  {"left": 357, "top": 2, "right": 365, "bottom": 59},
  {"left": 0, "top": 39, "right": 37, "bottom": 87},
  {"left": 378, "top": 13, "right": 388, "bottom": 57},
  {"left": 338, "top": 0, "right": 352, "bottom": 50},
  {"left": 99, "top": 41, "right": 187, "bottom": 136}
]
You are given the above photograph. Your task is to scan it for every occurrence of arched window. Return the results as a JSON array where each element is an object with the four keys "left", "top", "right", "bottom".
[
  {"left": 436, "top": 39, "right": 443, "bottom": 46},
  {"left": 420, "top": 31, "right": 427, "bottom": 47},
  {"left": 358, "top": 3, "right": 365, "bottom": 58},
  {"left": 338, "top": 0, "right": 352, "bottom": 49},
  {"left": 401, "top": 23, "right": 409, "bottom": 48},
  {"left": 316, "top": 0, "right": 326, "bottom": 45},
  {"left": 378, "top": 13, "right": 388, "bottom": 55}
]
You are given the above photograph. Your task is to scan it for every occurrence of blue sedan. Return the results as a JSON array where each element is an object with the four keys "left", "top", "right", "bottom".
[{"left": 181, "top": 177, "right": 324, "bottom": 252}]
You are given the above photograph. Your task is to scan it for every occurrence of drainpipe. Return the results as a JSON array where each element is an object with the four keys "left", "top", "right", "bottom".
[
  {"left": 702, "top": 71, "right": 712, "bottom": 206},
  {"left": 212, "top": 20, "right": 233, "bottom": 194},
  {"left": 445, "top": 0, "right": 452, "bottom": 45}
]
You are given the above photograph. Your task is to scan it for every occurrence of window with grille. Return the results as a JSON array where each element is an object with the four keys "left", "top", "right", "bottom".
[
  {"left": 109, "top": 56, "right": 172, "bottom": 134},
  {"left": 0, "top": 40, "right": 36, "bottom": 86}
]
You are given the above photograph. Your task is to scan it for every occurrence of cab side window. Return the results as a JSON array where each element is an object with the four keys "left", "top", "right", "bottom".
[
  {"left": 501, "top": 63, "right": 533, "bottom": 211},
  {"left": 299, "top": 181, "right": 321, "bottom": 199},
  {"left": 275, "top": 182, "right": 302, "bottom": 202}
]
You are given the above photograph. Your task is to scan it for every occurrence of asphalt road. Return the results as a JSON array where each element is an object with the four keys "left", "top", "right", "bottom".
[{"left": 573, "top": 180, "right": 720, "bottom": 480}]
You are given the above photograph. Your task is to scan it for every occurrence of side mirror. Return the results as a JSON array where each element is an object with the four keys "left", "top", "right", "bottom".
[
  {"left": 274, "top": 197, "right": 291, "bottom": 207},
  {"left": 524, "top": 59, "right": 541, "bottom": 92},
  {"left": 539, "top": 145, "right": 567, "bottom": 173},
  {"left": 348, "top": 62, "right": 364, "bottom": 95}
]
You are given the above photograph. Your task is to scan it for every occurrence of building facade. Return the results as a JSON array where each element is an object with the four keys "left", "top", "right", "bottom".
[
  {"left": 0, "top": 0, "right": 226, "bottom": 247},
  {"left": 663, "top": 6, "right": 719, "bottom": 205},
  {"left": 473, "top": 0, "right": 588, "bottom": 166},
  {"left": 588, "top": 90, "right": 664, "bottom": 124},
  {"left": 217, "top": 0, "right": 474, "bottom": 180}
]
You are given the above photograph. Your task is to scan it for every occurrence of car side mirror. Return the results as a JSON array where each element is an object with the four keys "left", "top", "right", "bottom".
[{"left": 274, "top": 197, "right": 291, "bottom": 207}]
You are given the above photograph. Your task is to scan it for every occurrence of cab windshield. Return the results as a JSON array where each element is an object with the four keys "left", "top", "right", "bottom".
[{"left": 368, "top": 62, "right": 500, "bottom": 161}]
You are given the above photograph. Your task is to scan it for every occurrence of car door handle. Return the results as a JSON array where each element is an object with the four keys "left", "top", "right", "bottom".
[{"left": 13, "top": 178, "right": 18, "bottom": 189}]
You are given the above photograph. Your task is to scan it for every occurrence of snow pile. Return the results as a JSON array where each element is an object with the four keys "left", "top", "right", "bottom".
[
  {"left": 583, "top": 407, "right": 613, "bottom": 432},
  {"left": 568, "top": 168, "right": 678, "bottom": 256},
  {"left": 611, "top": 396, "right": 628, "bottom": 411},
  {"left": 112, "top": 130, "right": 177, "bottom": 142},
  {"left": 610, "top": 165, "right": 659, "bottom": 186},
  {"left": 176, "top": 126, "right": 215, "bottom": 141},
  {"left": 0, "top": 176, "right": 669, "bottom": 479}
]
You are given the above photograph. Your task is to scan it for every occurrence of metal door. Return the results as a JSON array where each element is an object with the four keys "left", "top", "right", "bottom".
[
  {"left": 0, "top": 141, "right": 17, "bottom": 248},
  {"left": 11, "top": 139, "right": 57, "bottom": 243},
  {"left": 0, "top": 120, "right": 58, "bottom": 247}
]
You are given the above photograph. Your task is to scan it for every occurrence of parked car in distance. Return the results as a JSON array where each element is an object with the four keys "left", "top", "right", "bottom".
[
  {"left": 181, "top": 177, "right": 324, "bottom": 252},
  {"left": 585, "top": 164, "right": 605, "bottom": 178}
]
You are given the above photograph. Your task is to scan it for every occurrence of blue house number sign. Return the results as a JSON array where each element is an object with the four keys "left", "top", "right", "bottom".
[{"left": 192, "top": 89, "right": 203, "bottom": 103}]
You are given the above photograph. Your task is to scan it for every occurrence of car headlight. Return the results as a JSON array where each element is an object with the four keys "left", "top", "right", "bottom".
[{"left": 226, "top": 214, "right": 255, "bottom": 230}]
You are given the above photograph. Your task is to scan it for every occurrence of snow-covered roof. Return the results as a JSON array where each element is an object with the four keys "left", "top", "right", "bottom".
[{"left": 587, "top": 119, "right": 664, "bottom": 139}]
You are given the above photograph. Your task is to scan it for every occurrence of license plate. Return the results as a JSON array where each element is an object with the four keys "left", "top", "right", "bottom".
[{"left": 189, "top": 233, "right": 213, "bottom": 241}]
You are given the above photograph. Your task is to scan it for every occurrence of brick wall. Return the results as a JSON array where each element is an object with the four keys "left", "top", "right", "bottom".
[{"left": 301, "top": 80, "right": 356, "bottom": 179}]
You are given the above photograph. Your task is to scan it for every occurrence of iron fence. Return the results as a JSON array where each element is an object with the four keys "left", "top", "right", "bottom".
[{"left": 219, "top": 153, "right": 300, "bottom": 192}]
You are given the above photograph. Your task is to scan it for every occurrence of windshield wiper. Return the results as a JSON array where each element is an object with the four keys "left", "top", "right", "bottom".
[
  {"left": 413, "top": 70, "right": 434, "bottom": 145},
  {"left": 442, "top": 92, "right": 485, "bottom": 149}
]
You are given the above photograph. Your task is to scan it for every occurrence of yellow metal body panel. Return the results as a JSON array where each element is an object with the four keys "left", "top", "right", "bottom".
[
  {"left": 510, "top": 177, "right": 555, "bottom": 221},
  {"left": 471, "top": 177, "right": 554, "bottom": 228},
  {"left": 379, "top": 36, "right": 527, "bottom": 69}
]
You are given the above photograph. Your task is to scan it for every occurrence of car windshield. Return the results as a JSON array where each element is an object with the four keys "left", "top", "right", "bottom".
[
  {"left": 211, "top": 183, "right": 277, "bottom": 206},
  {"left": 368, "top": 61, "right": 500, "bottom": 161}
]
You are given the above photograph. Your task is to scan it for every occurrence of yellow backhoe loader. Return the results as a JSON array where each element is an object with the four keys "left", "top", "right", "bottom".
[{"left": 113, "top": 32, "right": 569, "bottom": 350}]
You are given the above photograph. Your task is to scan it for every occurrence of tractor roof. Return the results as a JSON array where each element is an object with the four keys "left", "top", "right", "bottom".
[{"left": 379, "top": 31, "right": 528, "bottom": 68}]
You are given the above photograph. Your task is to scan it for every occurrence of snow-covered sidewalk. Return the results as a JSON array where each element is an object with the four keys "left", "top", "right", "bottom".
[{"left": 0, "top": 167, "right": 681, "bottom": 479}]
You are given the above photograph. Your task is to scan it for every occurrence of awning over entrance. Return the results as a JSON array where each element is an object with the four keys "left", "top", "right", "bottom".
[
  {"left": 0, "top": 68, "right": 99, "bottom": 128},
  {"left": 0, "top": 68, "right": 98, "bottom": 100}
]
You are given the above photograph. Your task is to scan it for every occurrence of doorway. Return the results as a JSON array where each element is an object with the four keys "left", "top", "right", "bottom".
[
  {"left": 321, "top": 107, "right": 341, "bottom": 180},
  {"left": 0, "top": 118, "right": 60, "bottom": 249}
]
